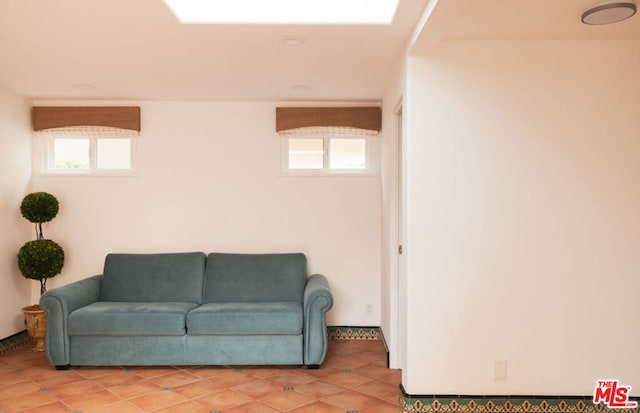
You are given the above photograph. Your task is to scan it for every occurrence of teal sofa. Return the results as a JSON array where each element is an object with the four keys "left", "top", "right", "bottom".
[{"left": 39, "top": 252, "right": 333, "bottom": 369}]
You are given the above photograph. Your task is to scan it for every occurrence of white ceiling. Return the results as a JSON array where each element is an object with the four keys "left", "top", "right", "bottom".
[
  {"left": 0, "top": 0, "right": 427, "bottom": 101},
  {"left": 1, "top": 0, "right": 638, "bottom": 101},
  {"left": 413, "top": 0, "right": 640, "bottom": 55}
]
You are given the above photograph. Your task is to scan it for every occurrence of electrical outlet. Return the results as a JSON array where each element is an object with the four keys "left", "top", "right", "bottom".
[
  {"left": 493, "top": 360, "right": 507, "bottom": 381},
  {"left": 365, "top": 304, "right": 372, "bottom": 315}
]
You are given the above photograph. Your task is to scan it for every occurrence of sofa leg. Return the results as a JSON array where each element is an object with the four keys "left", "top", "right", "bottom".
[
  {"left": 55, "top": 365, "right": 71, "bottom": 370},
  {"left": 307, "top": 364, "right": 320, "bottom": 370}
]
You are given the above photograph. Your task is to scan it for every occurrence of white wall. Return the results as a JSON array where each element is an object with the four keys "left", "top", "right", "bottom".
[
  {"left": 0, "top": 85, "right": 33, "bottom": 338},
  {"left": 404, "top": 40, "right": 640, "bottom": 395},
  {"left": 380, "top": 60, "right": 406, "bottom": 369},
  {"left": 30, "top": 101, "right": 382, "bottom": 326}
]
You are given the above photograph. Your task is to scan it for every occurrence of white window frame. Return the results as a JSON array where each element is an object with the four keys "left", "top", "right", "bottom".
[
  {"left": 39, "top": 134, "right": 137, "bottom": 176},
  {"left": 281, "top": 135, "right": 377, "bottom": 176}
]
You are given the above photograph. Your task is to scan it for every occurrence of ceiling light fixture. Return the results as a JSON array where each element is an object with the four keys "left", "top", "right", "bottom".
[
  {"left": 73, "top": 83, "right": 96, "bottom": 91},
  {"left": 581, "top": 2, "right": 637, "bottom": 25},
  {"left": 281, "top": 36, "right": 305, "bottom": 46}
]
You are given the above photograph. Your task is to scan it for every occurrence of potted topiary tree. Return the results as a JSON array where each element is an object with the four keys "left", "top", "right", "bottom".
[{"left": 17, "top": 192, "right": 65, "bottom": 351}]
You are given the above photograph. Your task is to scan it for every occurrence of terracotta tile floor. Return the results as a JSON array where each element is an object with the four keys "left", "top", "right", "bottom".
[{"left": 0, "top": 340, "right": 403, "bottom": 413}]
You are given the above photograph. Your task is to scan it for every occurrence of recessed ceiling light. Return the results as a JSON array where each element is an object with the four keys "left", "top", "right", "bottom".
[
  {"left": 163, "top": 0, "right": 400, "bottom": 24},
  {"left": 581, "top": 2, "right": 637, "bottom": 25},
  {"left": 281, "top": 36, "right": 305, "bottom": 46},
  {"left": 73, "top": 83, "right": 96, "bottom": 91}
]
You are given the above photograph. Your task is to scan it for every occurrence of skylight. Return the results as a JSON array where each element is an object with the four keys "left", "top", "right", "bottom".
[{"left": 162, "top": 0, "right": 401, "bottom": 25}]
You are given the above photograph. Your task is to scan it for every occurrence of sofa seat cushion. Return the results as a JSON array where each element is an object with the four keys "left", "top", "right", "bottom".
[
  {"left": 68, "top": 302, "right": 199, "bottom": 336},
  {"left": 187, "top": 302, "right": 302, "bottom": 335}
]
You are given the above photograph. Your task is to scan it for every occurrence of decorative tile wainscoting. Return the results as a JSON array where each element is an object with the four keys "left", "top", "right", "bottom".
[{"left": 400, "top": 385, "right": 639, "bottom": 413}]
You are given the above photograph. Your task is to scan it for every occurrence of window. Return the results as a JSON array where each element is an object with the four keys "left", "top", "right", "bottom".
[
  {"left": 284, "top": 136, "right": 370, "bottom": 173},
  {"left": 45, "top": 136, "right": 133, "bottom": 174}
]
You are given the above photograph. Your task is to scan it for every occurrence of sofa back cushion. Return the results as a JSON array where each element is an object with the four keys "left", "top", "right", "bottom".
[
  {"left": 100, "top": 252, "right": 206, "bottom": 303},
  {"left": 204, "top": 253, "right": 306, "bottom": 303}
]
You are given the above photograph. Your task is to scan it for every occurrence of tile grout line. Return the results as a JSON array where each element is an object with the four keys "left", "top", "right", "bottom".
[{"left": 1, "top": 339, "right": 402, "bottom": 413}]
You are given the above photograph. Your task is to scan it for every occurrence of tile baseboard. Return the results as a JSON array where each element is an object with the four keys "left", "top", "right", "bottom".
[
  {"left": 328, "top": 326, "right": 380, "bottom": 340},
  {"left": 400, "top": 385, "right": 640, "bottom": 413},
  {"left": 0, "top": 330, "right": 29, "bottom": 354}
]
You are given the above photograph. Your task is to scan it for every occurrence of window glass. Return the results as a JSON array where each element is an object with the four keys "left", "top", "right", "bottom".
[
  {"left": 54, "top": 138, "right": 90, "bottom": 170},
  {"left": 329, "top": 138, "right": 366, "bottom": 170},
  {"left": 97, "top": 138, "right": 131, "bottom": 169},
  {"left": 288, "top": 138, "right": 324, "bottom": 169}
]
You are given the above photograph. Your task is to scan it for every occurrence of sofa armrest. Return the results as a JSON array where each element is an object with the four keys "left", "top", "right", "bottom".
[
  {"left": 303, "top": 273, "right": 334, "bottom": 366},
  {"left": 39, "top": 275, "right": 102, "bottom": 366}
]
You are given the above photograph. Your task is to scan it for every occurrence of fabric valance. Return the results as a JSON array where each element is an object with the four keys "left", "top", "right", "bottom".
[
  {"left": 276, "top": 107, "right": 381, "bottom": 135},
  {"left": 32, "top": 106, "right": 141, "bottom": 133}
]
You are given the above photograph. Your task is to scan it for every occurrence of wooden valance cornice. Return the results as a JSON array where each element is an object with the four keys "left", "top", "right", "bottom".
[
  {"left": 32, "top": 106, "right": 141, "bottom": 132},
  {"left": 276, "top": 107, "right": 381, "bottom": 133}
]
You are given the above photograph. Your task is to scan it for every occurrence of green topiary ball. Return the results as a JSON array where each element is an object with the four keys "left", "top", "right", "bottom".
[
  {"left": 17, "top": 240, "right": 65, "bottom": 281},
  {"left": 20, "top": 192, "right": 59, "bottom": 224}
]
